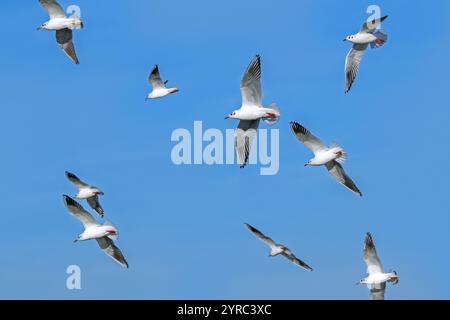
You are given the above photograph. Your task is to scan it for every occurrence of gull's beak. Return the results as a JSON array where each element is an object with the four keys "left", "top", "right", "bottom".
[
  {"left": 37, "top": 26, "right": 43, "bottom": 30},
  {"left": 73, "top": 239, "right": 78, "bottom": 243},
  {"left": 224, "top": 115, "right": 229, "bottom": 119},
  {"left": 304, "top": 163, "right": 308, "bottom": 167}
]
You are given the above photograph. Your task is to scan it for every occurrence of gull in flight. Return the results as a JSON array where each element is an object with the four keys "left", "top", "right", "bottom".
[
  {"left": 245, "top": 223, "right": 312, "bottom": 271},
  {"left": 358, "top": 232, "right": 398, "bottom": 300},
  {"left": 146, "top": 65, "right": 179, "bottom": 100},
  {"left": 63, "top": 195, "right": 129, "bottom": 268},
  {"left": 290, "top": 121, "right": 362, "bottom": 196},
  {"left": 343, "top": 15, "right": 388, "bottom": 93},
  {"left": 225, "top": 55, "right": 280, "bottom": 168},
  {"left": 37, "top": 0, "right": 83, "bottom": 64},
  {"left": 65, "top": 171, "right": 105, "bottom": 218}
]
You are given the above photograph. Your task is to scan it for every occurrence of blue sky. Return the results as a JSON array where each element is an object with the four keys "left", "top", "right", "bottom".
[{"left": 0, "top": 0, "right": 449, "bottom": 299}]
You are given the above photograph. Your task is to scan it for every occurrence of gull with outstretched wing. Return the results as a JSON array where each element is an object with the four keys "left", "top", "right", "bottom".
[
  {"left": 290, "top": 121, "right": 362, "bottom": 196},
  {"left": 245, "top": 223, "right": 312, "bottom": 271},
  {"left": 63, "top": 195, "right": 128, "bottom": 268}
]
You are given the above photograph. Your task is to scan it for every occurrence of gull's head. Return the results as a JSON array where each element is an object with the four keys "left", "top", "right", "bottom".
[
  {"left": 388, "top": 271, "right": 399, "bottom": 285},
  {"left": 225, "top": 110, "right": 238, "bottom": 120},
  {"left": 304, "top": 160, "right": 312, "bottom": 167},
  {"left": 356, "top": 278, "right": 366, "bottom": 285},
  {"left": 37, "top": 22, "right": 48, "bottom": 30},
  {"left": 343, "top": 35, "right": 355, "bottom": 42}
]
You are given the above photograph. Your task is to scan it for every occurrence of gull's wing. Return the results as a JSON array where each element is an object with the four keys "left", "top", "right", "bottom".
[
  {"left": 361, "top": 15, "right": 388, "bottom": 33},
  {"left": 245, "top": 223, "right": 276, "bottom": 247},
  {"left": 87, "top": 196, "right": 104, "bottom": 218},
  {"left": 344, "top": 44, "right": 367, "bottom": 93},
  {"left": 56, "top": 29, "right": 79, "bottom": 64},
  {"left": 65, "top": 171, "right": 89, "bottom": 188},
  {"left": 369, "top": 282, "right": 386, "bottom": 300},
  {"left": 281, "top": 250, "right": 313, "bottom": 271},
  {"left": 96, "top": 237, "right": 129, "bottom": 268},
  {"left": 39, "top": 0, "right": 66, "bottom": 19},
  {"left": 148, "top": 65, "right": 165, "bottom": 89},
  {"left": 290, "top": 121, "right": 327, "bottom": 155},
  {"left": 363, "top": 232, "right": 383, "bottom": 275},
  {"left": 235, "top": 119, "right": 259, "bottom": 168},
  {"left": 63, "top": 195, "right": 99, "bottom": 228},
  {"left": 240, "top": 55, "right": 262, "bottom": 108},
  {"left": 325, "top": 161, "right": 362, "bottom": 196}
]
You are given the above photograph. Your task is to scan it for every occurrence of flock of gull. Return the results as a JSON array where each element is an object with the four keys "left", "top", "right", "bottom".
[{"left": 37, "top": 0, "right": 397, "bottom": 300}]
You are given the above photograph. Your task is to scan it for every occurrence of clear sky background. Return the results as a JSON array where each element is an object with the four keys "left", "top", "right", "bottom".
[{"left": 0, "top": 0, "right": 449, "bottom": 299}]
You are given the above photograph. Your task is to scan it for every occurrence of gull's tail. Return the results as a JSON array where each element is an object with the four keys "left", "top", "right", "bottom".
[
  {"left": 103, "top": 221, "right": 119, "bottom": 241},
  {"left": 330, "top": 142, "right": 347, "bottom": 164},
  {"left": 370, "top": 29, "right": 388, "bottom": 49},
  {"left": 263, "top": 103, "right": 280, "bottom": 126}
]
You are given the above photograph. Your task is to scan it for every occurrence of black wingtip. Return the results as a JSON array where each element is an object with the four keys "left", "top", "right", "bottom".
[
  {"left": 244, "top": 223, "right": 256, "bottom": 232},
  {"left": 290, "top": 121, "right": 308, "bottom": 135},
  {"left": 65, "top": 171, "right": 75, "bottom": 178},
  {"left": 63, "top": 194, "right": 74, "bottom": 205}
]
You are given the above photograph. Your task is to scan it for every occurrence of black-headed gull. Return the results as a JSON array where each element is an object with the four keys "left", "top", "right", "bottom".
[
  {"left": 146, "top": 65, "right": 179, "bottom": 100},
  {"left": 63, "top": 195, "right": 129, "bottom": 268},
  {"left": 65, "top": 171, "right": 104, "bottom": 218},
  {"left": 37, "top": 0, "right": 83, "bottom": 64},
  {"left": 225, "top": 55, "right": 280, "bottom": 168},
  {"left": 343, "top": 15, "right": 388, "bottom": 93},
  {"left": 290, "top": 121, "right": 362, "bottom": 196},
  {"left": 245, "top": 223, "right": 312, "bottom": 271},
  {"left": 358, "top": 232, "right": 398, "bottom": 300}
]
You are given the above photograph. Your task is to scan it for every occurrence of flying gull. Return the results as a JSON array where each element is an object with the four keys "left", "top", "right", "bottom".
[
  {"left": 290, "top": 121, "right": 362, "bottom": 196},
  {"left": 146, "top": 65, "right": 179, "bottom": 99},
  {"left": 63, "top": 195, "right": 129, "bottom": 268},
  {"left": 65, "top": 171, "right": 105, "bottom": 217},
  {"left": 225, "top": 55, "right": 280, "bottom": 168},
  {"left": 358, "top": 232, "right": 398, "bottom": 300},
  {"left": 245, "top": 223, "right": 312, "bottom": 271},
  {"left": 343, "top": 15, "right": 388, "bottom": 93},
  {"left": 37, "top": 0, "right": 83, "bottom": 64}
]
